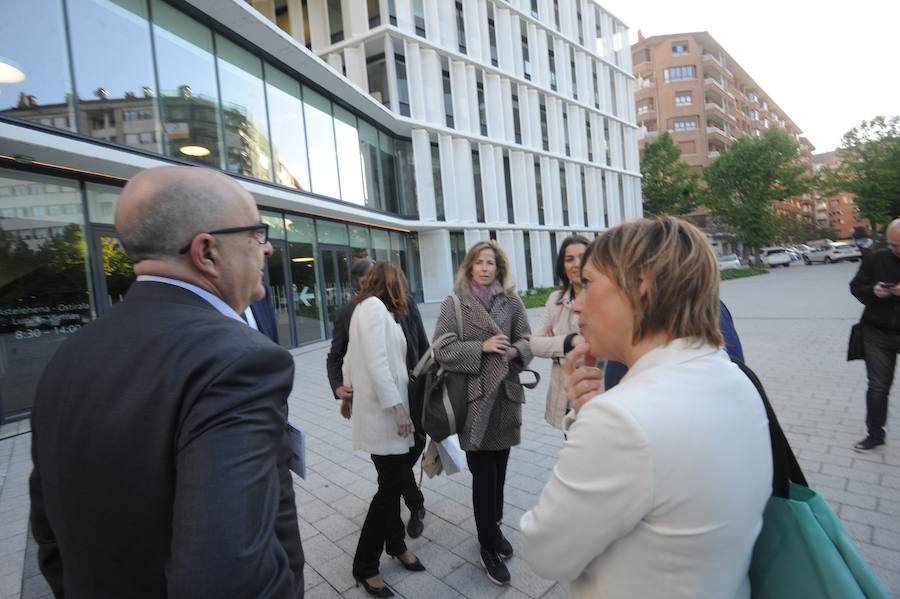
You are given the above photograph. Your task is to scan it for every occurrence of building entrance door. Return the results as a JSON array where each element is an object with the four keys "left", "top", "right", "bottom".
[{"left": 318, "top": 245, "right": 352, "bottom": 337}]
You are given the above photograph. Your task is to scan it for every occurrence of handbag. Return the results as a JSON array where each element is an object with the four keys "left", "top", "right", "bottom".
[
  {"left": 410, "top": 294, "right": 468, "bottom": 442},
  {"left": 732, "top": 360, "right": 887, "bottom": 599},
  {"left": 847, "top": 322, "right": 865, "bottom": 361}
]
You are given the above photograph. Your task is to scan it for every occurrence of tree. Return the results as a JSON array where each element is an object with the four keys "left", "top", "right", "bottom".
[
  {"left": 703, "top": 128, "right": 810, "bottom": 250},
  {"left": 821, "top": 116, "right": 900, "bottom": 232},
  {"left": 639, "top": 132, "right": 701, "bottom": 216}
]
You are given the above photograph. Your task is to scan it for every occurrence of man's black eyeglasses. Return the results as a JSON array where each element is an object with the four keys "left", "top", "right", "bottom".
[{"left": 178, "top": 223, "right": 269, "bottom": 254}]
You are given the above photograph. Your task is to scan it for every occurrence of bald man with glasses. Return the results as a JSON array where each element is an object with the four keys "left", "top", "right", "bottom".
[
  {"left": 849, "top": 218, "right": 900, "bottom": 452},
  {"left": 29, "top": 166, "right": 304, "bottom": 597}
]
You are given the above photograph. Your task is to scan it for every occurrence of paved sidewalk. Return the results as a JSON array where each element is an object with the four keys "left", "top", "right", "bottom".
[{"left": 1, "top": 264, "right": 898, "bottom": 597}]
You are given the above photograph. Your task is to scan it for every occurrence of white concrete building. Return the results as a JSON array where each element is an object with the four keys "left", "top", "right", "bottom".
[{"left": 0, "top": 0, "right": 639, "bottom": 419}]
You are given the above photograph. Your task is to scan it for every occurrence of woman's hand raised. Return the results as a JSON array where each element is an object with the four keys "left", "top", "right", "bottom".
[{"left": 564, "top": 342, "right": 604, "bottom": 413}]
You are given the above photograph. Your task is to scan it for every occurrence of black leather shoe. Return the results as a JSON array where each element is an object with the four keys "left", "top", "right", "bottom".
[
  {"left": 480, "top": 548, "right": 511, "bottom": 586},
  {"left": 853, "top": 436, "right": 885, "bottom": 452},
  {"left": 497, "top": 534, "right": 513, "bottom": 560},
  {"left": 354, "top": 574, "right": 394, "bottom": 598},
  {"left": 406, "top": 507, "right": 425, "bottom": 539},
  {"left": 391, "top": 551, "right": 426, "bottom": 572}
]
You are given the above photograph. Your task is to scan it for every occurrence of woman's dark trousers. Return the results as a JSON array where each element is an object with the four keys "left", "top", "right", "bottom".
[
  {"left": 353, "top": 454, "right": 409, "bottom": 579},
  {"left": 465, "top": 448, "right": 510, "bottom": 552}
]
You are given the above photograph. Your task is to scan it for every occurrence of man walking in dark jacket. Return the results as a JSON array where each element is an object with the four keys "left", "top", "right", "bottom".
[{"left": 849, "top": 218, "right": 900, "bottom": 452}]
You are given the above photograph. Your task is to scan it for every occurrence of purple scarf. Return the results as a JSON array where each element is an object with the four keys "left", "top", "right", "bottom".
[{"left": 471, "top": 280, "right": 504, "bottom": 310}]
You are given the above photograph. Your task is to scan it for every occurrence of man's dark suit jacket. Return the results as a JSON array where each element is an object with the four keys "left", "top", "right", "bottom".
[
  {"left": 326, "top": 296, "right": 429, "bottom": 426},
  {"left": 29, "top": 281, "right": 304, "bottom": 598},
  {"left": 251, "top": 290, "right": 279, "bottom": 343}
]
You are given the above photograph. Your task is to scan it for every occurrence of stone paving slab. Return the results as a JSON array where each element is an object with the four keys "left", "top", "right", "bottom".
[{"left": 1, "top": 260, "right": 898, "bottom": 597}]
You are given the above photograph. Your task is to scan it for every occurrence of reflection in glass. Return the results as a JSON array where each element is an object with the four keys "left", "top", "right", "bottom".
[
  {"left": 0, "top": 0, "right": 75, "bottom": 131},
  {"left": 264, "top": 64, "right": 311, "bottom": 191},
  {"left": 319, "top": 247, "right": 351, "bottom": 334},
  {"left": 67, "top": 0, "right": 162, "bottom": 152},
  {"left": 358, "top": 121, "right": 383, "bottom": 211},
  {"left": 86, "top": 182, "right": 123, "bottom": 225},
  {"left": 390, "top": 231, "right": 405, "bottom": 266},
  {"left": 303, "top": 87, "right": 340, "bottom": 198},
  {"left": 260, "top": 210, "right": 294, "bottom": 346},
  {"left": 395, "top": 140, "right": 417, "bottom": 217},
  {"left": 371, "top": 228, "right": 390, "bottom": 262},
  {"left": 366, "top": 56, "right": 390, "bottom": 109},
  {"left": 98, "top": 234, "right": 135, "bottom": 308},
  {"left": 151, "top": 0, "right": 222, "bottom": 168},
  {"left": 286, "top": 216, "right": 322, "bottom": 344},
  {"left": 349, "top": 225, "right": 371, "bottom": 261},
  {"left": 407, "top": 234, "right": 422, "bottom": 295},
  {"left": 333, "top": 106, "right": 365, "bottom": 205},
  {"left": 0, "top": 169, "right": 93, "bottom": 420},
  {"left": 379, "top": 133, "right": 399, "bottom": 213},
  {"left": 216, "top": 35, "right": 272, "bottom": 180},
  {"left": 316, "top": 220, "right": 349, "bottom": 245}
]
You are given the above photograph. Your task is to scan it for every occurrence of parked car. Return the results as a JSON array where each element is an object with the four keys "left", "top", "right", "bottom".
[
  {"left": 803, "top": 241, "right": 862, "bottom": 265},
  {"left": 718, "top": 254, "right": 744, "bottom": 271},
  {"left": 760, "top": 247, "right": 792, "bottom": 267}
]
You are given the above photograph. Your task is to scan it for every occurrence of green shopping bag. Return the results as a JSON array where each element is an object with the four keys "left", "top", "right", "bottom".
[{"left": 733, "top": 361, "right": 888, "bottom": 599}]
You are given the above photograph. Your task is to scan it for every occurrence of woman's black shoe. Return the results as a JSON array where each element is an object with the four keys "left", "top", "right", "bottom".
[
  {"left": 390, "top": 551, "right": 427, "bottom": 572},
  {"left": 354, "top": 574, "right": 395, "bottom": 597}
]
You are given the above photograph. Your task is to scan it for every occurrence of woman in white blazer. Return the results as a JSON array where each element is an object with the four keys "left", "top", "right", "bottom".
[
  {"left": 521, "top": 217, "right": 772, "bottom": 599},
  {"left": 530, "top": 234, "right": 594, "bottom": 429},
  {"left": 343, "top": 262, "right": 425, "bottom": 597}
]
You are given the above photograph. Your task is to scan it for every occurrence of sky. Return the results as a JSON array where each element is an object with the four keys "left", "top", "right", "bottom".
[{"left": 600, "top": 0, "right": 900, "bottom": 153}]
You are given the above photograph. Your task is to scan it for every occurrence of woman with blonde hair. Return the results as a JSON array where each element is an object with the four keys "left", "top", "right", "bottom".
[
  {"left": 530, "top": 234, "right": 594, "bottom": 429},
  {"left": 343, "top": 262, "right": 425, "bottom": 597},
  {"left": 521, "top": 217, "right": 772, "bottom": 599},
  {"left": 432, "top": 240, "right": 533, "bottom": 587}
]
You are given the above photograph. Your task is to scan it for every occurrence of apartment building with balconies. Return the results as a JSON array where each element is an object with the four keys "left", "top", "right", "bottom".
[{"left": 813, "top": 150, "right": 872, "bottom": 238}]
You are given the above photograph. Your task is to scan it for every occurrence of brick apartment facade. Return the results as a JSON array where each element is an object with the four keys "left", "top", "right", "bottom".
[{"left": 813, "top": 151, "right": 872, "bottom": 239}]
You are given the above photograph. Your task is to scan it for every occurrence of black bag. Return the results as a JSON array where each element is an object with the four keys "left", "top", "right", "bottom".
[
  {"left": 410, "top": 295, "right": 468, "bottom": 442},
  {"left": 847, "top": 322, "right": 864, "bottom": 361}
]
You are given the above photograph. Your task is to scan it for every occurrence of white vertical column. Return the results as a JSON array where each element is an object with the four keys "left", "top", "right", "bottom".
[
  {"left": 590, "top": 112, "right": 603, "bottom": 164},
  {"left": 406, "top": 42, "right": 426, "bottom": 119},
  {"left": 529, "top": 230, "right": 545, "bottom": 287},
  {"left": 547, "top": 97, "right": 563, "bottom": 154},
  {"left": 306, "top": 0, "right": 329, "bottom": 51},
  {"left": 501, "top": 79, "right": 514, "bottom": 143},
  {"left": 343, "top": 46, "right": 367, "bottom": 92},
  {"left": 438, "top": 135, "right": 458, "bottom": 221},
  {"left": 527, "top": 88, "right": 541, "bottom": 151},
  {"left": 420, "top": 229, "right": 453, "bottom": 302},
  {"left": 539, "top": 156, "right": 555, "bottom": 224},
  {"left": 424, "top": 0, "right": 441, "bottom": 43},
  {"left": 554, "top": 38, "right": 569, "bottom": 97},
  {"left": 421, "top": 49, "right": 444, "bottom": 125},
  {"left": 437, "top": 0, "right": 456, "bottom": 48},
  {"left": 495, "top": 147, "right": 509, "bottom": 223},
  {"left": 485, "top": 73, "right": 504, "bottom": 138},
  {"left": 510, "top": 15, "right": 524, "bottom": 79},
  {"left": 517, "top": 83, "right": 532, "bottom": 147},
  {"left": 575, "top": 51, "right": 591, "bottom": 104},
  {"left": 632, "top": 176, "right": 643, "bottom": 218},
  {"left": 609, "top": 121, "right": 624, "bottom": 169},
  {"left": 605, "top": 171, "right": 620, "bottom": 226},
  {"left": 342, "top": 0, "right": 367, "bottom": 37},
  {"left": 395, "top": 0, "right": 413, "bottom": 32},
  {"left": 464, "top": 229, "right": 482, "bottom": 249},
  {"left": 479, "top": 143, "right": 500, "bottom": 224},
  {"left": 524, "top": 153, "right": 538, "bottom": 224},
  {"left": 495, "top": 7, "right": 514, "bottom": 72},
  {"left": 450, "top": 60, "right": 470, "bottom": 132},
  {"left": 534, "top": 29, "right": 550, "bottom": 89},
  {"left": 412, "top": 129, "right": 436, "bottom": 221},
  {"left": 509, "top": 151, "right": 529, "bottom": 225},
  {"left": 512, "top": 230, "right": 527, "bottom": 290},
  {"left": 285, "top": 0, "right": 307, "bottom": 47},
  {"left": 384, "top": 36, "right": 400, "bottom": 114},
  {"left": 466, "top": 65, "right": 479, "bottom": 136},
  {"left": 565, "top": 162, "right": 583, "bottom": 227},
  {"left": 454, "top": 138, "right": 477, "bottom": 223},
  {"left": 477, "top": 0, "right": 491, "bottom": 61},
  {"left": 497, "top": 230, "right": 518, "bottom": 287},
  {"left": 584, "top": 167, "right": 598, "bottom": 228},
  {"left": 569, "top": 105, "right": 584, "bottom": 159},
  {"left": 463, "top": 0, "right": 483, "bottom": 62},
  {"left": 326, "top": 53, "right": 343, "bottom": 73},
  {"left": 548, "top": 159, "right": 563, "bottom": 227}
]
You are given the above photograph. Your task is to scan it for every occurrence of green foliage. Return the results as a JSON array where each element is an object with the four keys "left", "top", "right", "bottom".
[
  {"left": 720, "top": 263, "right": 770, "bottom": 281},
  {"left": 640, "top": 132, "right": 701, "bottom": 216},
  {"left": 821, "top": 116, "right": 900, "bottom": 231},
  {"left": 520, "top": 286, "right": 557, "bottom": 309},
  {"left": 703, "top": 128, "right": 810, "bottom": 248}
]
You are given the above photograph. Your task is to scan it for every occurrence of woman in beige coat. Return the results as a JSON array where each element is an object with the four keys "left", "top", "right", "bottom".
[
  {"left": 530, "top": 235, "right": 595, "bottom": 429},
  {"left": 432, "top": 240, "right": 533, "bottom": 588}
]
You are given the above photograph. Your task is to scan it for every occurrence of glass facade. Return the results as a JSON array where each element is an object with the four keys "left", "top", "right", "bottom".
[
  {"left": 0, "top": 165, "right": 421, "bottom": 422},
  {"left": 0, "top": 0, "right": 417, "bottom": 220}
]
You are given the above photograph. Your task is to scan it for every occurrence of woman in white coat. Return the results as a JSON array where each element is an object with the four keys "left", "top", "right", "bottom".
[
  {"left": 530, "top": 234, "right": 594, "bottom": 429},
  {"left": 343, "top": 262, "right": 425, "bottom": 597},
  {"left": 521, "top": 217, "right": 772, "bottom": 599}
]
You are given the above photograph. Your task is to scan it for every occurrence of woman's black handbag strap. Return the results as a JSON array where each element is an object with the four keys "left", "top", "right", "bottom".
[{"left": 732, "top": 359, "right": 808, "bottom": 498}]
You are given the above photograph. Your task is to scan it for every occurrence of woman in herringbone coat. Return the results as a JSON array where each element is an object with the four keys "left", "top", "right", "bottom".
[
  {"left": 530, "top": 235, "right": 596, "bottom": 430},
  {"left": 432, "top": 240, "right": 533, "bottom": 587}
]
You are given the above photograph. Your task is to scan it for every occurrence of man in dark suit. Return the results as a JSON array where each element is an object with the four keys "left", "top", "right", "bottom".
[
  {"left": 29, "top": 166, "right": 304, "bottom": 597},
  {"left": 250, "top": 289, "right": 280, "bottom": 343},
  {"left": 325, "top": 258, "right": 430, "bottom": 538}
]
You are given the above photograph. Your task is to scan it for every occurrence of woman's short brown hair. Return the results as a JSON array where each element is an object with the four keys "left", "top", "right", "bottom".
[
  {"left": 584, "top": 216, "right": 723, "bottom": 347},
  {"left": 453, "top": 240, "right": 515, "bottom": 296},
  {"left": 355, "top": 261, "right": 409, "bottom": 319}
]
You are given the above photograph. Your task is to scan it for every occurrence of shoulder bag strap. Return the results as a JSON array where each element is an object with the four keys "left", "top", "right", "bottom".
[
  {"left": 451, "top": 293, "right": 463, "bottom": 339},
  {"left": 732, "top": 358, "right": 807, "bottom": 498}
]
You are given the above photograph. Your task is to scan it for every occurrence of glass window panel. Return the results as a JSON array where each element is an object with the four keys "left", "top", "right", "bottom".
[
  {"left": 327, "top": 0, "right": 344, "bottom": 43},
  {"left": 303, "top": 86, "right": 341, "bottom": 198},
  {"left": 349, "top": 225, "right": 371, "bottom": 260},
  {"left": 379, "top": 133, "right": 398, "bottom": 214},
  {"left": 264, "top": 239, "right": 293, "bottom": 347},
  {"left": 216, "top": 35, "right": 272, "bottom": 180},
  {"left": 358, "top": 120, "right": 384, "bottom": 210},
  {"left": 67, "top": 0, "right": 161, "bottom": 152},
  {"left": 371, "top": 228, "right": 390, "bottom": 262},
  {"left": 264, "top": 63, "right": 311, "bottom": 191},
  {"left": 366, "top": 56, "right": 390, "bottom": 109},
  {"left": 286, "top": 216, "right": 322, "bottom": 344},
  {"left": 316, "top": 220, "right": 349, "bottom": 245},
  {"left": 368, "top": 0, "right": 381, "bottom": 27},
  {"left": 395, "top": 140, "right": 417, "bottom": 217},
  {"left": 85, "top": 182, "right": 123, "bottom": 225},
  {"left": 394, "top": 45, "right": 410, "bottom": 117},
  {"left": 151, "top": 0, "right": 222, "bottom": 168},
  {"left": 333, "top": 106, "right": 365, "bottom": 205},
  {"left": 260, "top": 209, "right": 286, "bottom": 240},
  {"left": 0, "top": 0, "right": 75, "bottom": 131},
  {"left": 432, "top": 144, "right": 444, "bottom": 221},
  {"left": 390, "top": 231, "right": 406, "bottom": 267},
  {"left": 407, "top": 234, "right": 422, "bottom": 295},
  {"left": 0, "top": 169, "right": 93, "bottom": 419}
]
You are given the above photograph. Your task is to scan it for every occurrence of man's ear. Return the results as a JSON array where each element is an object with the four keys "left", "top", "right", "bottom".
[{"left": 188, "top": 235, "right": 218, "bottom": 275}]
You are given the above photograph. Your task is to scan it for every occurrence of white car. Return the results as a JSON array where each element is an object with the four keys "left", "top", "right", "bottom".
[
  {"left": 761, "top": 247, "right": 791, "bottom": 267},
  {"left": 718, "top": 254, "right": 744, "bottom": 271},
  {"left": 803, "top": 242, "right": 862, "bottom": 265}
]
